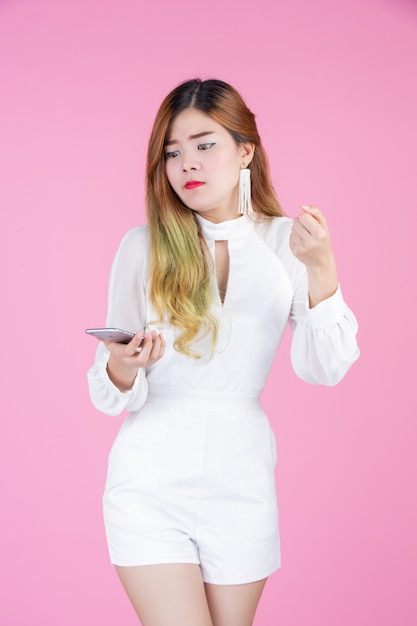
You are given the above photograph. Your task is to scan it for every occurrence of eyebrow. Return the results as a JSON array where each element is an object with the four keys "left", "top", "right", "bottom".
[{"left": 164, "top": 131, "right": 215, "bottom": 147}]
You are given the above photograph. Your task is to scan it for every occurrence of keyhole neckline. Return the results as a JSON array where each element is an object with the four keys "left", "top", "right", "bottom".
[{"left": 195, "top": 213, "right": 253, "bottom": 241}]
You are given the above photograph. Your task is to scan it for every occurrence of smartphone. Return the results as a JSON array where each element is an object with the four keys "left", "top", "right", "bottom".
[{"left": 85, "top": 328, "right": 135, "bottom": 344}]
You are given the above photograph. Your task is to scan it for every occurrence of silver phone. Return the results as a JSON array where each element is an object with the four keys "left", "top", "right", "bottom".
[{"left": 85, "top": 327, "right": 135, "bottom": 344}]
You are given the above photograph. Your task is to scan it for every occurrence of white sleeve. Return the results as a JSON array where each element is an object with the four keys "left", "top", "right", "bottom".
[
  {"left": 289, "top": 271, "right": 360, "bottom": 386},
  {"left": 87, "top": 227, "right": 150, "bottom": 416}
]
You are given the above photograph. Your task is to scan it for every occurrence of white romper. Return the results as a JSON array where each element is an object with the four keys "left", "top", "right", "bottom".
[{"left": 87, "top": 214, "right": 359, "bottom": 585}]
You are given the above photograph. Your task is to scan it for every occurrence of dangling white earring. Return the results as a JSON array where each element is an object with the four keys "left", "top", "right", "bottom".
[{"left": 238, "top": 166, "right": 253, "bottom": 216}]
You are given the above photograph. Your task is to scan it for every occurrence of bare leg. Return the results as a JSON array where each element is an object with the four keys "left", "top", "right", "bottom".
[
  {"left": 115, "top": 563, "right": 213, "bottom": 626},
  {"left": 205, "top": 578, "right": 268, "bottom": 626}
]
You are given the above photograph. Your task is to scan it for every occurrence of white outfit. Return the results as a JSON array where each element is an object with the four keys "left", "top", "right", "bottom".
[{"left": 87, "top": 214, "right": 359, "bottom": 584}]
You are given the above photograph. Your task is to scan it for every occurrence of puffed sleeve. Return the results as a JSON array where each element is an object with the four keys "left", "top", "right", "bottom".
[
  {"left": 289, "top": 270, "right": 360, "bottom": 386},
  {"left": 87, "top": 227, "right": 150, "bottom": 416}
]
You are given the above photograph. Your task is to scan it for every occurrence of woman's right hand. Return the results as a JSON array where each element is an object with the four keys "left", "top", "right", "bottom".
[{"left": 104, "top": 330, "right": 166, "bottom": 392}]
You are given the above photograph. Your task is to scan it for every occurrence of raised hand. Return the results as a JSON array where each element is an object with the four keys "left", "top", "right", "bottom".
[{"left": 290, "top": 205, "right": 338, "bottom": 307}]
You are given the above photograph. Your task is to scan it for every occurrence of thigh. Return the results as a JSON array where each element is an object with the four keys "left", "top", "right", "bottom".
[
  {"left": 204, "top": 578, "right": 267, "bottom": 626},
  {"left": 115, "top": 563, "right": 213, "bottom": 626}
]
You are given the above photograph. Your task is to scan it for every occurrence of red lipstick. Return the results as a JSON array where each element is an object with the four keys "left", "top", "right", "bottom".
[{"left": 185, "top": 181, "right": 204, "bottom": 190}]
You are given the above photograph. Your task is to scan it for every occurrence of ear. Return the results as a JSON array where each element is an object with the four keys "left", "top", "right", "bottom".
[{"left": 239, "top": 142, "right": 255, "bottom": 167}]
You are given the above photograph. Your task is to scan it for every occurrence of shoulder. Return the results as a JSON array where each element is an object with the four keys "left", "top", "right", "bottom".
[
  {"left": 252, "top": 215, "right": 304, "bottom": 282},
  {"left": 110, "top": 225, "right": 150, "bottom": 275},
  {"left": 114, "top": 225, "right": 150, "bottom": 259},
  {"left": 118, "top": 225, "right": 150, "bottom": 249},
  {"left": 252, "top": 215, "right": 293, "bottom": 250}
]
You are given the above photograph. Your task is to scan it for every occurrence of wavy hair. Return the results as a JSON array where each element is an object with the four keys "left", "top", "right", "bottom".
[{"left": 146, "top": 78, "right": 284, "bottom": 358}]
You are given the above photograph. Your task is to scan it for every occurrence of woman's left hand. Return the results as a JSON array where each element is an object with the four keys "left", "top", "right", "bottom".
[
  {"left": 290, "top": 204, "right": 334, "bottom": 268},
  {"left": 290, "top": 205, "right": 338, "bottom": 307}
]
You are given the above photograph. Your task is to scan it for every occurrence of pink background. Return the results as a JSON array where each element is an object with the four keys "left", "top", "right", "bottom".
[{"left": 1, "top": 0, "right": 416, "bottom": 624}]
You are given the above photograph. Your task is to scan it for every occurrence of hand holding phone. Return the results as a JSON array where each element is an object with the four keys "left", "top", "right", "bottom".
[{"left": 86, "top": 326, "right": 166, "bottom": 392}]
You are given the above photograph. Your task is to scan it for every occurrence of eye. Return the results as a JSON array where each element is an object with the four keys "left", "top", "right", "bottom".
[
  {"left": 198, "top": 143, "right": 215, "bottom": 151},
  {"left": 165, "top": 150, "right": 181, "bottom": 159}
]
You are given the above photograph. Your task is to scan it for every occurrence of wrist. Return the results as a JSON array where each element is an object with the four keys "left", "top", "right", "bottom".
[
  {"left": 106, "top": 358, "right": 138, "bottom": 392},
  {"left": 306, "top": 260, "right": 338, "bottom": 308}
]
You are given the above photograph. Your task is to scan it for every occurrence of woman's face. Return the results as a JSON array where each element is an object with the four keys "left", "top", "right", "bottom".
[{"left": 164, "top": 108, "right": 251, "bottom": 223}]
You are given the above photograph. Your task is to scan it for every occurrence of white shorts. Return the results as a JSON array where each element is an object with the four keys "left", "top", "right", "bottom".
[{"left": 103, "top": 389, "right": 281, "bottom": 585}]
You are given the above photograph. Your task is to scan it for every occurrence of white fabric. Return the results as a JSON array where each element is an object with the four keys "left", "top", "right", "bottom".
[
  {"left": 87, "top": 214, "right": 359, "bottom": 582},
  {"left": 88, "top": 214, "right": 359, "bottom": 414},
  {"left": 102, "top": 393, "right": 280, "bottom": 583}
]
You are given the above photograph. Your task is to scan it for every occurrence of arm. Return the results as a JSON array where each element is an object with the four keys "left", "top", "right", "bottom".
[
  {"left": 288, "top": 206, "right": 359, "bottom": 385},
  {"left": 87, "top": 227, "right": 165, "bottom": 416},
  {"left": 290, "top": 205, "right": 338, "bottom": 307}
]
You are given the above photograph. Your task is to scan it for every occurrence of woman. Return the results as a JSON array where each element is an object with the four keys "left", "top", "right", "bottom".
[{"left": 88, "top": 78, "right": 359, "bottom": 626}]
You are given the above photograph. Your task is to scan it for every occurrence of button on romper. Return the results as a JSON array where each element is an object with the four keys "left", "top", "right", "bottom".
[{"left": 87, "top": 213, "right": 359, "bottom": 585}]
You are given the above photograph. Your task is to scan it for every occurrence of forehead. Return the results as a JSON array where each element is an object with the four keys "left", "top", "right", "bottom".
[{"left": 166, "top": 108, "right": 227, "bottom": 140}]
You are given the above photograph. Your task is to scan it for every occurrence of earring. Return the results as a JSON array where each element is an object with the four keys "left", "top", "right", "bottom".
[{"left": 238, "top": 166, "right": 253, "bottom": 215}]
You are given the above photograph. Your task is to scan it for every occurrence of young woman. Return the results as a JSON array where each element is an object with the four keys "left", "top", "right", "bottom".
[{"left": 88, "top": 78, "right": 359, "bottom": 626}]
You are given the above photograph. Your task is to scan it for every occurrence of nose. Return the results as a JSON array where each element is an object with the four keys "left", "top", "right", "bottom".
[{"left": 181, "top": 153, "right": 201, "bottom": 172}]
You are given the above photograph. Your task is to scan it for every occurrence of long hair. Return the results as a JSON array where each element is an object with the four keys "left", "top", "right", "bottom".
[{"left": 146, "top": 78, "right": 284, "bottom": 358}]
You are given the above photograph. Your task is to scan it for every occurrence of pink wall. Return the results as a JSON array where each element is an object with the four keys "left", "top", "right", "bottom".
[{"left": 1, "top": 0, "right": 416, "bottom": 623}]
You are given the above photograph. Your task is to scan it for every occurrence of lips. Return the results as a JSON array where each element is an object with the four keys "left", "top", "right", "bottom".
[{"left": 185, "top": 181, "right": 205, "bottom": 190}]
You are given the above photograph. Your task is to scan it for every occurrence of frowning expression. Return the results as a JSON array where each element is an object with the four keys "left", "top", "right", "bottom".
[{"left": 164, "top": 108, "right": 251, "bottom": 223}]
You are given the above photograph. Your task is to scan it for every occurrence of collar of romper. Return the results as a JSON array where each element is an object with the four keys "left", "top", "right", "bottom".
[{"left": 195, "top": 213, "right": 253, "bottom": 241}]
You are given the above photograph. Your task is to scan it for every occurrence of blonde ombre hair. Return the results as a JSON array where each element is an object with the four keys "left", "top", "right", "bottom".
[{"left": 146, "top": 78, "right": 284, "bottom": 358}]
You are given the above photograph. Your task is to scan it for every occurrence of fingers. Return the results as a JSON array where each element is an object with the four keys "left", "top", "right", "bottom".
[
  {"left": 292, "top": 215, "right": 323, "bottom": 243},
  {"left": 132, "top": 330, "right": 149, "bottom": 355},
  {"left": 290, "top": 204, "right": 334, "bottom": 268},
  {"left": 137, "top": 330, "right": 166, "bottom": 363},
  {"left": 105, "top": 329, "right": 166, "bottom": 366},
  {"left": 292, "top": 204, "right": 328, "bottom": 240},
  {"left": 301, "top": 204, "right": 328, "bottom": 228}
]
